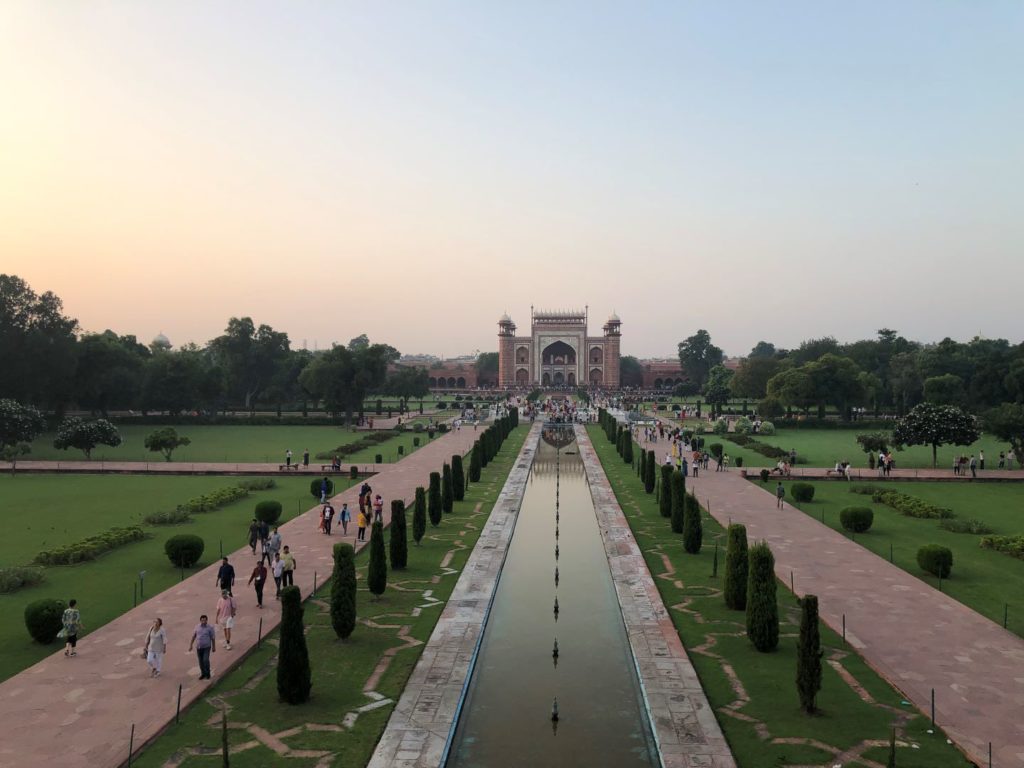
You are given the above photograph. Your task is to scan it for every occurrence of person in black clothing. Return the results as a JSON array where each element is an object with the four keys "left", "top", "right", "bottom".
[
  {"left": 216, "top": 557, "right": 235, "bottom": 595},
  {"left": 247, "top": 519, "right": 259, "bottom": 555}
]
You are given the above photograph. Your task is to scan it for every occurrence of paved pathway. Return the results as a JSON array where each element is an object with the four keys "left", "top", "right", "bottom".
[
  {"left": 0, "top": 426, "right": 486, "bottom": 768},
  {"left": 9, "top": 459, "right": 381, "bottom": 475},
  {"left": 632, "top": 432, "right": 1024, "bottom": 766}
]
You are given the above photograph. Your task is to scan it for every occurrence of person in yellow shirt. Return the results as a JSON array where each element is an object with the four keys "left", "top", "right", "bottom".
[{"left": 357, "top": 510, "right": 368, "bottom": 542}]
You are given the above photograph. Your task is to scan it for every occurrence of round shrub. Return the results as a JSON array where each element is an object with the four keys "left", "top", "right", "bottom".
[
  {"left": 255, "top": 500, "right": 283, "bottom": 525},
  {"left": 712, "top": 419, "right": 728, "bottom": 435},
  {"left": 759, "top": 468, "right": 770, "bottom": 483},
  {"left": 413, "top": 437, "right": 421, "bottom": 447},
  {"left": 840, "top": 506, "right": 874, "bottom": 533},
  {"left": 735, "top": 417, "right": 753, "bottom": 434},
  {"left": 790, "top": 482, "right": 815, "bottom": 503},
  {"left": 735, "top": 457, "right": 744, "bottom": 468},
  {"left": 709, "top": 443, "right": 724, "bottom": 459},
  {"left": 310, "top": 479, "right": 334, "bottom": 499},
  {"left": 165, "top": 534, "right": 205, "bottom": 568},
  {"left": 24, "top": 599, "right": 65, "bottom": 644},
  {"left": 398, "top": 445, "right": 405, "bottom": 456},
  {"left": 375, "top": 454, "right": 383, "bottom": 464},
  {"left": 917, "top": 545, "right": 953, "bottom": 578},
  {"left": 759, "top": 421, "right": 776, "bottom": 435},
  {"left": 349, "top": 465, "right": 358, "bottom": 479},
  {"left": 413, "top": 423, "right": 424, "bottom": 433}
]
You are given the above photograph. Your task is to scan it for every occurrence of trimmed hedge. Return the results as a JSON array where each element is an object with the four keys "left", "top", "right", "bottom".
[
  {"left": 980, "top": 535, "right": 1024, "bottom": 560},
  {"left": 870, "top": 489, "right": 954, "bottom": 519},
  {"left": 24, "top": 599, "right": 65, "bottom": 644},
  {"left": 310, "top": 478, "right": 335, "bottom": 499},
  {"left": 164, "top": 534, "right": 205, "bottom": 567},
  {"left": 917, "top": 544, "right": 953, "bottom": 578},
  {"left": 34, "top": 527, "right": 146, "bottom": 565},
  {"left": 790, "top": 482, "right": 815, "bottom": 503},
  {"left": 177, "top": 486, "right": 248, "bottom": 515},
  {"left": 939, "top": 518, "right": 993, "bottom": 534},
  {"left": 255, "top": 500, "right": 283, "bottom": 525},
  {"left": 314, "top": 430, "right": 401, "bottom": 461},
  {"left": 143, "top": 509, "right": 193, "bottom": 526},
  {"left": 0, "top": 566, "right": 45, "bottom": 595},
  {"left": 839, "top": 506, "right": 874, "bottom": 533},
  {"left": 237, "top": 478, "right": 276, "bottom": 491}
]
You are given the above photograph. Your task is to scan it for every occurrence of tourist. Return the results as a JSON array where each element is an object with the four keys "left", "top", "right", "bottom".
[
  {"left": 373, "top": 494, "right": 384, "bottom": 523},
  {"left": 60, "top": 599, "right": 82, "bottom": 657},
  {"left": 340, "top": 502, "right": 351, "bottom": 536},
  {"left": 258, "top": 518, "right": 270, "bottom": 549},
  {"left": 143, "top": 618, "right": 167, "bottom": 677},
  {"left": 248, "top": 560, "right": 268, "bottom": 608},
  {"left": 999, "top": 451, "right": 1006, "bottom": 469},
  {"left": 715, "top": 452, "right": 723, "bottom": 472},
  {"left": 266, "top": 527, "right": 282, "bottom": 565},
  {"left": 319, "top": 476, "right": 330, "bottom": 502},
  {"left": 970, "top": 454, "right": 977, "bottom": 478},
  {"left": 272, "top": 553, "right": 284, "bottom": 598},
  {"left": 303, "top": 448, "right": 310, "bottom": 467},
  {"left": 215, "top": 557, "right": 235, "bottom": 595},
  {"left": 281, "top": 545, "right": 296, "bottom": 587},
  {"left": 323, "top": 503, "right": 334, "bottom": 535},
  {"left": 285, "top": 449, "right": 292, "bottom": 467},
  {"left": 979, "top": 450, "right": 985, "bottom": 471},
  {"left": 247, "top": 518, "right": 259, "bottom": 555},
  {"left": 188, "top": 614, "right": 217, "bottom": 680},
  {"left": 776, "top": 482, "right": 785, "bottom": 509},
  {"left": 1008, "top": 450, "right": 1016, "bottom": 470},
  {"left": 357, "top": 508, "right": 368, "bottom": 541},
  {"left": 723, "top": 453, "right": 730, "bottom": 471},
  {"left": 215, "top": 589, "right": 236, "bottom": 650},
  {"left": 953, "top": 456, "right": 960, "bottom": 476},
  {"left": 692, "top": 451, "right": 699, "bottom": 478},
  {"left": 681, "top": 456, "right": 689, "bottom": 476}
]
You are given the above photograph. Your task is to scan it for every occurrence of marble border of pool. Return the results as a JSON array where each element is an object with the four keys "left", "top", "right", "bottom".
[
  {"left": 367, "top": 422, "right": 542, "bottom": 768},
  {"left": 575, "top": 425, "right": 737, "bottom": 768}
]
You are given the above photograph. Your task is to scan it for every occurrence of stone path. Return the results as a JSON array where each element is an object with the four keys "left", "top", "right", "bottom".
[
  {"left": 10, "top": 459, "right": 381, "bottom": 475},
  {"left": 368, "top": 423, "right": 542, "bottom": 768},
  {"left": 0, "top": 426, "right": 485, "bottom": 768},
  {"left": 575, "top": 427, "right": 735, "bottom": 768},
  {"left": 634, "top": 432, "right": 1024, "bottom": 766}
]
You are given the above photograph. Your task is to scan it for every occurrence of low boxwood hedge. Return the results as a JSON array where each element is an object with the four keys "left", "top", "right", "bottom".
[
  {"left": 255, "top": 500, "right": 283, "bottom": 525},
  {"left": 165, "top": 534, "right": 205, "bottom": 567},
  {"left": 917, "top": 544, "right": 953, "bottom": 578},
  {"left": 839, "top": 506, "right": 874, "bottom": 533},
  {"left": 24, "top": 599, "right": 65, "bottom": 644},
  {"left": 33, "top": 527, "right": 146, "bottom": 566},
  {"left": 790, "top": 482, "right": 815, "bottom": 503}
]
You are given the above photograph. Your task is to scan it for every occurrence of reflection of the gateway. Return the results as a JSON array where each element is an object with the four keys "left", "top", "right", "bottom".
[
  {"left": 541, "top": 426, "right": 576, "bottom": 449},
  {"left": 530, "top": 457, "right": 585, "bottom": 478}
]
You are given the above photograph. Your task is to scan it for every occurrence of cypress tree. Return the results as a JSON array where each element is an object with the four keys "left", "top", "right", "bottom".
[
  {"left": 469, "top": 441, "right": 482, "bottom": 482},
  {"left": 480, "top": 431, "right": 491, "bottom": 467},
  {"left": 623, "top": 437, "right": 633, "bottom": 464},
  {"left": 330, "top": 542, "right": 356, "bottom": 639},
  {"left": 746, "top": 541, "right": 779, "bottom": 652},
  {"left": 617, "top": 426, "right": 624, "bottom": 456},
  {"left": 276, "top": 585, "right": 312, "bottom": 703},
  {"left": 724, "top": 524, "right": 749, "bottom": 610},
  {"left": 683, "top": 492, "right": 703, "bottom": 554},
  {"left": 659, "top": 464, "right": 672, "bottom": 518},
  {"left": 412, "top": 487, "right": 427, "bottom": 545},
  {"left": 644, "top": 450, "right": 656, "bottom": 494},
  {"left": 670, "top": 470, "right": 685, "bottom": 533},
  {"left": 367, "top": 521, "right": 387, "bottom": 599},
  {"left": 886, "top": 729, "right": 896, "bottom": 768},
  {"left": 389, "top": 500, "right": 408, "bottom": 569},
  {"left": 452, "top": 454, "right": 466, "bottom": 501},
  {"left": 442, "top": 462, "right": 454, "bottom": 514},
  {"left": 428, "top": 471, "right": 442, "bottom": 526},
  {"left": 639, "top": 447, "right": 646, "bottom": 480},
  {"left": 796, "top": 594, "right": 822, "bottom": 713}
]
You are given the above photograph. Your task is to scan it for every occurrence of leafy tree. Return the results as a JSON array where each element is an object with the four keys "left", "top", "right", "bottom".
[
  {"left": 731, "top": 357, "right": 784, "bottom": 399},
  {"left": 619, "top": 355, "right": 645, "bottom": 388},
  {"left": 0, "top": 399, "right": 45, "bottom": 473},
  {"left": 746, "top": 542, "right": 779, "bottom": 652},
  {"left": 669, "top": 470, "right": 685, "bottom": 534},
  {"left": 209, "top": 317, "right": 291, "bottom": 412},
  {"left": 984, "top": 403, "right": 1024, "bottom": 466},
  {"left": 791, "top": 336, "right": 840, "bottom": 365},
  {"left": 389, "top": 500, "right": 408, "bottom": 569},
  {"left": 796, "top": 595, "right": 823, "bottom": 713},
  {"left": 677, "top": 330, "right": 723, "bottom": 389},
  {"left": 144, "top": 427, "right": 191, "bottom": 461},
  {"left": 385, "top": 365, "right": 430, "bottom": 406},
  {"left": 622, "top": 435, "right": 633, "bottom": 464},
  {"left": 923, "top": 374, "right": 966, "bottom": 406},
  {"left": 703, "top": 365, "right": 734, "bottom": 418},
  {"left": 367, "top": 521, "right": 387, "bottom": 598},
  {"left": 659, "top": 464, "right": 672, "bottom": 518},
  {"left": 805, "top": 354, "right": 866, "bottom": 418},
  {"left": 74, "top": 331, "right": 149, "bottom": 414},
  {"left": 330, "top": 543, "right": 357, "bottom": 640},
  {"left": 412, "top": 487, "right": 427, "bottom": 545},
  {"left": 428, "top": 472, "right": 442, "bottom": 526},
  {"left": 451, "top": 454, "right": 466, "bottom": 501},
  {"left": 298, "top": 340, "right": 398, "bottom": 425},
  {"left": 644, "top": 450, "right": 656, "bottom": 494},
  {"left": 683, "top": 492, "right": 703, "bottom": 554},
  {"left": 53, "top": 417, "right": 122, "bottom": 459},
  {"left": 889, "top": 351, "right": 923, "bottom": 414},
  {"left": 856, "top": 432, "right": 891, "bottom": 456},
  {"left": 469, "top": 441, "right": 482, "bottom": 482},
  {"left": 766, "top": 368, "right": 816, "bottom": 414},
  {"left": 441, "top": 462, "right": 454, "bottom": 514},
  {"left": 141, "top": 346, "right": 221, "bottom": 415},
  {"left": 724, "top": 524, "right": 748, "bottom": 610},
  {"left": 475, "top": 352, "right": 499, "bottom": 388},
  {"left": 748, "top": 341, "right": 778, "bottom": 359},
  {"left": 276, "top": 586, "right": 312, "bottom": 703},
  {"left": 893, "top": 403, "right": 981, "bottom": 467}
]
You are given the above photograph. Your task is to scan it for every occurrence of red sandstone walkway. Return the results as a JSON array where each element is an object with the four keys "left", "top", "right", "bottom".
[
  {"left": 636, "top": 435, "right": 1024, "bottom": 765},
  {"left": 0, "top": 425, "right": 485, "bottom": 768}
]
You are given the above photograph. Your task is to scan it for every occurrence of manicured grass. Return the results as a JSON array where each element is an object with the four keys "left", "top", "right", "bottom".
[
  {"left": 131, "top": 426, "right": 529, "bottom": 768},
  {"left": 771, "top": 479, "right": 1024, "bottom": 637},
  {"left": 0, "top": 474, "right": 346, "bottom": 681},
  {"left": 588, "top": 426, "right": 970, "bottom": 768}
]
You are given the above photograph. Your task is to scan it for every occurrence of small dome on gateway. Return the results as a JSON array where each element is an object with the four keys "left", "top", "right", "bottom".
[
  {"left": 499, "top": 313, "right": 512, "bottom": 323},
  {"left": 608, "top": 312, "right": 620, "bottom": 323}
]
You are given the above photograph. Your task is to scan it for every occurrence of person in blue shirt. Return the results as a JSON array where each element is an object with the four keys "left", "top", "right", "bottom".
[{"left": 188, "top": 614, "right": 217, "bottom": 680}]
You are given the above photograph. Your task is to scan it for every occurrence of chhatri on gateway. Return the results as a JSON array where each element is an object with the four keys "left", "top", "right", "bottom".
[{"left": 497, "top": 307, "right": 621, "bottom": 388}]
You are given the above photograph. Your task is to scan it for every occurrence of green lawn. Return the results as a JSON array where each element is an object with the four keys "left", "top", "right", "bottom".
[
  {"left": 131, "top": 426, "right": 529, "bottom": 768},
  {"left": 772, "top": 479, "right": 1024, "bottom": 637},
  {"left": 588, "top": 426, "right": 969, "bottom": 768},
  {"left": 24, "top": 424, "right": 438, "bottom": 464},
  {"left": 0, "top": 474, "right": 348, "bottom": 681}
]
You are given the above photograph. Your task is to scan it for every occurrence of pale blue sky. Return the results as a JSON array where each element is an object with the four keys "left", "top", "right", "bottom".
[{"left": 3, "top": 2, "right": 1022, "bottom": 356}]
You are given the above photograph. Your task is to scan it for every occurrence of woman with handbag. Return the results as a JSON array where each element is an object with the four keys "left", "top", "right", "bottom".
[{"left": 144, "top": 618, "right": 167, "bottom": 678}]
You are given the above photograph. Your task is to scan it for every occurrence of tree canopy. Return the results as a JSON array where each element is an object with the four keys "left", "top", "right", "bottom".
[
  {"left": 677, "top": 330, "right": 723, "bottom": 389},
  {"left": 893, "top": 403, "right": 981, "bottom": 467}
]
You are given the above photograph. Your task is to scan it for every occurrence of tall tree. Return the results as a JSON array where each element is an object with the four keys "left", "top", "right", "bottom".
[
  {"left": 428, "top": 472, "right": 442, "bottom": 526},
  {"left": 299, "top": 339, "right": 399, "bottom": 424},
  {"left": 276, "top": 586, "right": 312, "bottom": 704},
  {"left": 746, "top": 542, "right": 779, "bottom": 652},
  {"left": 0, "top": 398, "right": 46, "bottom": 472},
  {"left": 796, "top": 595, "right": 823, "bottom": 713},
  {"left": 893, "top": 403, "right": 981, "bottom": 467},
  {"left": 682, "top": 492, "right": 703, "bottom": 554},
  {"left": 984, "top": 404, "right": 1024, "bottom": 466},
  {"left": 475, "top": 352, "right": 499, "bottom": 387},
  {"left": 791, "top": 336, "right": 840, "bottom": 365},
  {"left": 330, "top": 543, "right": 357, "bottom": 640},
  {"left": 74, "top": 331, "right": 149, "bottom": 414},
  {"left": 367, "top": 521, "right": 388, "bottom": 598},
  {"left": 923, "top": 374, "right": 966, "bottom": 406},
  {"left": 412, "top": 487, "right": 427, "bottom": 545},
  {"left": 388, "top": 500, "right": 408, "bottom": 570},
  {"left": 703, "top": 365, "right": 734, "bottom": 418},
  {"left": 731, "top": 357, "right": 784, "bottom": 399},
  {"left": 748, "top": 341, "right": 778, "bottom": 359},
  {"left": 618, "top": 355, "right": 645, "bottom": 388},
  {"left": 724, "top": 524, "right": 748, "bottom": 611},
  {"left": 669, "top": 470, "right": 685, "bottom": 534},
  {"left": 209, "top": 317, "right": 291, "bottom": 411},
  {"left": 677, "top": 330, "right": 723, "bottom": 389}
]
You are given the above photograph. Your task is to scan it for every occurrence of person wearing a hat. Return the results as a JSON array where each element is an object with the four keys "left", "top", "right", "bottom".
[{"left": 214, "top": 589, "right": 237, "bottom": 650}]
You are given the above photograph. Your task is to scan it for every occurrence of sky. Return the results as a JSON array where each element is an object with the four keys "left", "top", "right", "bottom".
[{"left": 2, "top": 1, "right": 1022, "bottom": 358}]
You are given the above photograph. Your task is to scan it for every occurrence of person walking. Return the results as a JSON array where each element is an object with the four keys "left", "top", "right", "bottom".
[
  {"left": 979, "top": 450, "right": 985, "bottom": 471},
  {"left": 285, "top": 449, "right": 292, "bottom": 467},
  {"left": 60, "top": 599, "right": 82, "bottom": 657},
  {"left": 320, "top": 476, "right": 330, "bottom": 503},
  {"left": 215, "top": 589, "right": 237, "bottom": 650},
  {"left": 143, "top": 618, "right": 167, "bottom": 677},
  {"left": 776, "top": 482, "right": 785, "bottom": 509},
  {"left": 340, "top": 502, "right": 351, "bottom": 536},
  {"left": 247, "top": 518, "right": 259, "bottom": 556},
  {"left": 272, "top": 552, "right": 284, "bottom": 599},
  {"left": 188, "top": 614, "right": 217, "bottom": 680},
  {"left": 281, "top": 546, "right": 296, "bottom": 587},
  {"left": 248, "top": 560, "right": 268, "bottom": 608},
  {"left": 258, "top": 518, "right": 270, "bottom": 550},
  {"left": 266, "top": 527, "right": 282, "bottom": 565},
  {"left": 970, "top": 454, "right": 977, "bottom": 478},
  {"left": 303, "top": 448, "right": 310, "bottom": 468},
  {"left": 215, "top": 557, "right": 235, "bottom": 595},
  {"left": 372, "top": 494, "right": 384, "bottom": 523},
  {"left": 357, "top": 509, "right": 368, "bottom": 542},
  {"left": 322, "top": 503, "right": 334, "bottom": 535}
]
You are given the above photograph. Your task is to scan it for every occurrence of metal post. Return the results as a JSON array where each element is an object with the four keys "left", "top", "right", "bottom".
[
  {"left": 989, "top": 742, "right": 992, "bottom": 767},
  {"left": 842, "top": 614, "right": 846, "bottom": 644},
  {"left": 258, "top": 617, "right": 263, "bottom": 649},
  {"left": 219, "top": 539, "right": 223, "bottom": 558},
  {"left": 790, "top": 571, "right": 795, "bottom": 595},
  {"left": 890, "top": 542, "right": 893, "bottom": 563},
  {"left": 128, "top": 723, "right": 135, "bottom": 766},
  {"left": 1004, "top": 603, "right": 1008, "bottom": 629},
  {"left": 313, "top": 571, "right": 317, "bottom": 595},
  {"left": 133, "top": 583, "right": 137, "bottom": 608},
  {"left": 931, "top": 688, "right": 935, "bottom": 725},
  {"left": 939, "top": 573, "right": 943, "bottom": 592},
  {"left": 175, "top": 684, "right": 182, "bottom": 723}
]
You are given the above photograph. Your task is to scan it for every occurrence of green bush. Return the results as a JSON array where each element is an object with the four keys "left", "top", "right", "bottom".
[
  {"left": 330, "top": 543, "right": 357, "bottom": 640},
  {"left": 452, "top": 454, "right": 466, "bottom": 501},
  {"left": 871, "top": 489, "right": 954, "bottom": 519},
  {"left": 367, "top": 521, "right": 388, "bottom": 597},
  {"left": 796, "top": 595, "right": 822, "bottom": 713},
  {"left": 839, "top": 506, "right": 874, "bottom": 533},
  {"left": 176, "top": 486, "right": 248, "bottom": 515},
  {"left": 659, "top": 465, "right": 672, "bottom": 518},
  {"left": 724, "top": 524, "right": 748, "bottom": 610},
  {"left": 746, "top": 541, "right": 779, "bottom": 652},
  {"left": 389, "top": 500, "right": 408, "bottom": 570},
  {"left": 709, "top": 443, "right": 723, "bottom": 459},
  {"left": 759, "top": 420, "right": 776, "bottom": 435},
  {"left": 34, "top": 527, "right": 146, "bottom": 565},
  {"left": 917, "top": 544, "right": 953, "bottom": 578},
  {"left": 413, "top": 487, "right": 427, "bottom": 545},
  {"left": 939, "top": 518, "right": 993, "bottom": 534},
  {"left": 413, "top": 436, "right": 421, "bottom": 447},
  {"left": 759, "top": 468, "right": 770, "bottom": 483},
  {"left": 734, "top": 417, "right": 753, "bottom": 434},
  {"left": 164, "top": 534, "right": 205, "bottom": 567},
  {"left": 350, "top": 465, "right": 359, "bottom": 479},
  {"left": 980, "top": 535, "right": 1024, "bottom": 559},
  {"left": 442, "top": 463, "right": 454, "bottom": 514},
  {"left": 428, "top": 471, "right": 442, "bottom": 526},
  {"left": 144, "top": 509, "right": 193, "bottom": 526},
  {"left": 790, "top": 482, "right": 815, "bottom": 503},
  {"left": 237, "top": 477, "right": 275, "bottom": 491},
  {"left": 670, "top": 470, "right": 685, "bottom": 534},
  {"left": 0, "top": 566, "right": 45, "bottom": 595},
  {"left": 277, "top": 586, "right": 312, "bottom": 703},
  {"left": 735, "top": 456, "right": 743, "bottom": 468},
  {"left": 469, "top": 441, "right": 482, "bottom": 482},
  {"left": 314, "top": 430, "right": 401, "bottom": 461},
  {"left": 24, "top": 599, "right": 65, "bottom": 644},
  {"left": 255, "top": 500, "right": 283, "bottom": 525},
  {"left": 644, "top": 450, "right": 656, "bottom": 494},
  {"left": 375, "top": 454, "right": 383, "bottom": 464},
  {"left": 682, "top": 492, "right": 702, "bottom": 554},
  {"left": 712, "top": 419, "right": 728, "bottom": 434}
]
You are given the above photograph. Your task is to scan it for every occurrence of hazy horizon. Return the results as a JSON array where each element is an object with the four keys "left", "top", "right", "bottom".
[{"left": 3, "top": 2, "right": 1022, "bottom": 358}]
